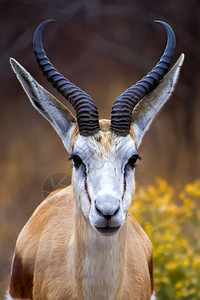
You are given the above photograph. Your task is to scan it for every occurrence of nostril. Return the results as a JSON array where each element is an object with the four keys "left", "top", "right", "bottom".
[
  {"left": 113, "top": 205, "right": 120, "bottom": 216},
  {"left": 95, "top": 205, "right": 105, "bottom": 218}
]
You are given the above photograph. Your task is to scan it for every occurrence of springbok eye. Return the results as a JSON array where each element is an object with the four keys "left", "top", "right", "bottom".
[
  {"left": 127, "top": 154, "right": 141, "bottom": 168},
  {"left": 70, "top": 155, "right": 83, "bottom": 168}
]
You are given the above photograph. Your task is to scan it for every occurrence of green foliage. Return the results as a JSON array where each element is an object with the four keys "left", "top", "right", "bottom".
[{"left": 130, "top": 179, "right": 200, "bottom": 300}]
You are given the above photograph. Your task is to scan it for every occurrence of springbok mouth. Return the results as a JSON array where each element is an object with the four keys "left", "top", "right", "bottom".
[{"left": 95, "top": 226, "right": 121, "bottom": 235}]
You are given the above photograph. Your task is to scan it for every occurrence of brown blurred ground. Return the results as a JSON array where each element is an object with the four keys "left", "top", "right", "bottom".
[{"left": 0, "top": 0, "right": 199, "bottom": 296}]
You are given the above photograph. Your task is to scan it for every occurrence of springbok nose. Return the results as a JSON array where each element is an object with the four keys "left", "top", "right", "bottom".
[{"left": 95, "top": 196, "right": 120, "bottom": 219}]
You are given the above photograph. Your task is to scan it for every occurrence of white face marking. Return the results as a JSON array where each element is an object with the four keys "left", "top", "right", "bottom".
[{"left": 65, "top": 128, "right": 138, "bottom": 235}]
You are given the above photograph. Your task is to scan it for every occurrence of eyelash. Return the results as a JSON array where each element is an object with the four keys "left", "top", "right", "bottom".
[
  {"left": 69, "top": 154, "right": 83, "bottom": 168},
  {"left": 127, "top": 154, "right": 141, "bottom": 168}
]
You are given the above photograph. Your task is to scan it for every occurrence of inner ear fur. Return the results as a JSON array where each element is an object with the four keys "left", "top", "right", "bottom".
[
  {"left": 10, "top": 58, "right": 76, "bottom": 140},
  {"left": 131, "top": 54, "right": 184, "bottom": 147}
]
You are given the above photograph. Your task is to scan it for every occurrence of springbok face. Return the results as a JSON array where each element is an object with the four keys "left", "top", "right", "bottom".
[
  {"left": 67, "top": 122, "right": 138, "bottom": 235},
  {"left": 10, "top": 20, "right": 184, "bottom": 236}
]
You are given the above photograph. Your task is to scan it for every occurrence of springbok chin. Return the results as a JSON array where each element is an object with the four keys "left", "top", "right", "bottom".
[{"left": 8, "top": 20, "right": 184, "bottom": 300}]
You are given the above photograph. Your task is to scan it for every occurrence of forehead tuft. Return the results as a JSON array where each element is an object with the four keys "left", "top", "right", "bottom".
[
  {"left": 95, "top": 131, "right": 113, "bottom": 152},
  {"left": 96, "top": 120, "right": 113, "bottom": 151},
  {"left": 99, "top": 119, "right": 111, "bottom": 132}
]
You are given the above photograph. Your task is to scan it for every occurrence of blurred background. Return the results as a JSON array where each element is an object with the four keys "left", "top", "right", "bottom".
[{"left": 0, "top": 0, "right": 199, "bottom": 297}]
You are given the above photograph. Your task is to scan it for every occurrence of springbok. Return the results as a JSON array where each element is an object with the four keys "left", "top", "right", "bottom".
[{"left": 8, "top": 20, "right": 184, "bottom": 300}]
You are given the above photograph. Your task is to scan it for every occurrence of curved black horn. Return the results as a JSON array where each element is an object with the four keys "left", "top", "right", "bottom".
[
  {"left": 33, "top": 19, "right": 100, "bottom": 136},
  {"left": 110, "top": 21, "right": 176, "bottom": 136}
]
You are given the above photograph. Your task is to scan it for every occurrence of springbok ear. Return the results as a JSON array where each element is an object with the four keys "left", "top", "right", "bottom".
[
  {"left": 10, "top": 58, "right": 77, "bottom": 151},
  {"left": 131, "top": 54, "right": 184, "bottom": 148}
]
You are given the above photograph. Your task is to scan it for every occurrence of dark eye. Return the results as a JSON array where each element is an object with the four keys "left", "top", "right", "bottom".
[
  {"left": 70, "top": 155, "right": 83, "bottom": 168},
  {"left": 127, "top": 154, "right": 141, "bottom": 168}
]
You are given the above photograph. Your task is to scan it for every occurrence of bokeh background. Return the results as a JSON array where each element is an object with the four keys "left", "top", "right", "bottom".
[{"left": 0, "top": 0, "right": 199, "bottom": 298}]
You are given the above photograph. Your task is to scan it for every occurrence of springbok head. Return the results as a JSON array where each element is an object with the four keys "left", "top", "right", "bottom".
[{"left": 10, "top": 20, "right": 184, "bottom": 236}]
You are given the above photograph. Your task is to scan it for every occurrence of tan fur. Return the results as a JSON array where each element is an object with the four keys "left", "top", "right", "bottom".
[
  {"left": 9, "top": 185, "right": 153, "bottom": 300},
  {"left": 70, "top": 125, "right": 79, "bottom": 151},
  {"left": 130, "top": 126, "right": 138, "bottom": 148},
  {"left": 99, "top": 119, "right": 111, "bottom": 132},
  {"left": 89, "top": 119, "right": 137, "bottom": 154}
]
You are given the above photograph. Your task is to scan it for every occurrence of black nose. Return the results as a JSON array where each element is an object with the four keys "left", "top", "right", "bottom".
[{"left": 95, "top": 195, "right": 120, "bottom": 220}]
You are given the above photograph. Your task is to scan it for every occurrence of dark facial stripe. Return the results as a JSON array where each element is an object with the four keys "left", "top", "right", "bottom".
[
  {"left": 122, "top": 176, "right": 126, "bottom": 201},
  {"left": 84, "top": 174, "right": 91, "bottom": 203}
]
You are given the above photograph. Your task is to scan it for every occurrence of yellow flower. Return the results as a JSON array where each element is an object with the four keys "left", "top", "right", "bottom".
[
  {"left": 175, "top": 281, "right": 182, "bottom": 288},
  {"left": 130, "top": 178, "right": 200, "bottom": 299}
]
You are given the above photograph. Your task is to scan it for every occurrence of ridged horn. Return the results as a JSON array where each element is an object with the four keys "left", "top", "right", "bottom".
[
  {"left": 33, "top": 19, "right": 100, "bottom": 137},
  {"left": 110, "top": 21, "right": 176, "bottom": 136}
]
